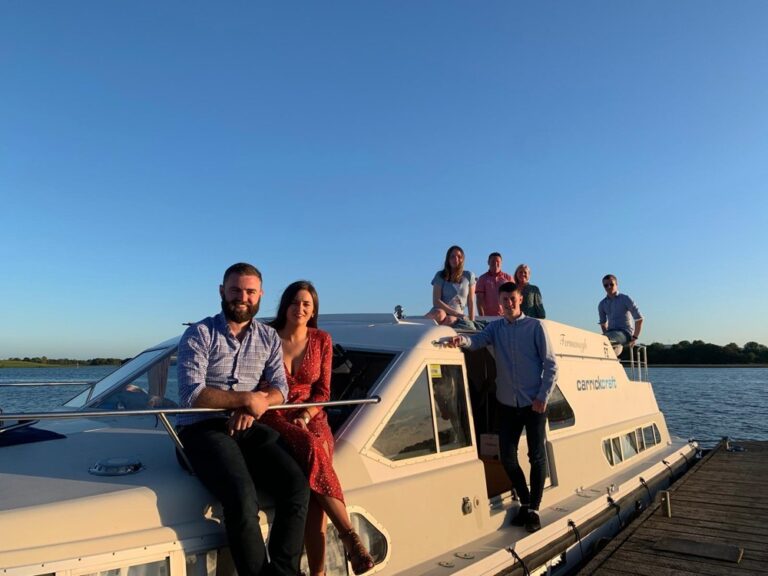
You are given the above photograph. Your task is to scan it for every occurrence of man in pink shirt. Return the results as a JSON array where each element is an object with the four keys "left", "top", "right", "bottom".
[{"left": 475, "top": 252, "right": 513, "bottom": 316}]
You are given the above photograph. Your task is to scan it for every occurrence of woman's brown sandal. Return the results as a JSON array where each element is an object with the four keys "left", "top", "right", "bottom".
[{"left": 339, "top": 528, "right": 375, "bottom": 574}]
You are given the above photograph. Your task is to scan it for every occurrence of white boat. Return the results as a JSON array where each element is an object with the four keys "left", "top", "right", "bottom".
[{"left": 0, "top": 315, "right": 697, "bottom": 576}]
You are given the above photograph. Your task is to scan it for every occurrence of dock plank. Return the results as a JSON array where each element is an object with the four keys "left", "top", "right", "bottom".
[{"left": 578, "top": 440, "right": 768, "bottom": 575}]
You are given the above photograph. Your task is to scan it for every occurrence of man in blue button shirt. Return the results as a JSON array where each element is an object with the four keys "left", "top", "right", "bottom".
[
  {"left": 449, "top": 282, "right": 557, "bottom": 533},
  {"left": 598, "top": 274, "right": 643, "bottom": 356},
  {"left": 177, "top": 262, "right": 309, "bottom": 576}
]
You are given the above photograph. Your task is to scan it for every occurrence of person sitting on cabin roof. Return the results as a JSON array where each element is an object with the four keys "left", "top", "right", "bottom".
[
  {"left": 448, "top": 281, "right": 557, "bottom": 533},
  {"left": 425, "top": 245, "right": 477, "bottom": 327},
  {"left": 598, "top": 274, "right": 643, "bottom": 356},
  {"left": 177, "top": 262, "right": 310, "bottom": 576}
]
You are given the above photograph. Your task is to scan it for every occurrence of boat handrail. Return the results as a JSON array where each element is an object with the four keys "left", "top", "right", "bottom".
[
  {"left": 0, "top": 381, "right": 95, "bottom": 387},
  {"left": 0, "top": 397, "right": 381, "bottom": 473},
  {"left": 0, "top": 397, "right": 380, "bottom": 422},
  {"left": 623, "top": 344, "right": 648, "bottom": 381}
]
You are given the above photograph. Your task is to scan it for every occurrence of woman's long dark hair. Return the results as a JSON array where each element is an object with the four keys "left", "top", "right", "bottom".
[
  {"left": 441, "top": 245, "right": 465, "bottom": 283},
  {"left": 270, "top": 280, "right": 319, "bottom": 331}
]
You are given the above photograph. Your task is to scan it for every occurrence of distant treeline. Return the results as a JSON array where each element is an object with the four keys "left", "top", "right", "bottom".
[
  {"left": 2, "top": 357, "right": 125, "bottom": 366},
  {"left": 3, "top": 340, "right": 768, "bottom": 367},
  {"left": 641, "top": 340, "right": 768, "bottom": 365}
]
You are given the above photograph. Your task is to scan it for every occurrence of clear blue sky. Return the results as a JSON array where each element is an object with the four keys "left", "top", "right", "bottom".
[{"left": 2, "top": 1, "right": 767, "bottom": 358}]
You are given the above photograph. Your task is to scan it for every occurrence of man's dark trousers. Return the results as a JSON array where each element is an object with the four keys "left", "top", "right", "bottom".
[
  {"left": 498, "top": 404, "right": 547, "bottom": 510},
  {"left": 180, "top": 419, "right": 310, "bottom": 576}
]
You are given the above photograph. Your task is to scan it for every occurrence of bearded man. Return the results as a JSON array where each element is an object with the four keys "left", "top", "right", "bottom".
[{"left": 177, "top": 262, "right": 309, "bottom": 576}]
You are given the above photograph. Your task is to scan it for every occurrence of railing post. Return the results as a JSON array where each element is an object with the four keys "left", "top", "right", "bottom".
[{"left": 157, "top": 413, "right": 194, "bottom": 474}]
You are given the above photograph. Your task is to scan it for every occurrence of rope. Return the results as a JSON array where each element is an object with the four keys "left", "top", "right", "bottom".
[
  {"left": 507, "top": 546, "right": 531, "bottom": 576},
  {"left": 639, "top": 477, "right": 652, "bottom": 501},
  {"left": 568, "top": 519, "right": 586, "bottom": 566},
  {"left": 607, "top": 496, "right": 623, "bottom": 529},
  {"left": 662, "top": 459, "right": 674, "bottom": 481}
]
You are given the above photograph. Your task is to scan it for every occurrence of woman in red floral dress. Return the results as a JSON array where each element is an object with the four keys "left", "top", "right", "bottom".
[{"left": 262, "top": 281, "right": 374, "bottom": 576}]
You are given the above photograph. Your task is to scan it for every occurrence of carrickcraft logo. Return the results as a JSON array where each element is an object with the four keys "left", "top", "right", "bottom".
[
  {"left": 576, "top": 376, "right": 618, "bottom": 391},
  {"left": 559, "top": 334, "right": 588, "bottom": 352}
]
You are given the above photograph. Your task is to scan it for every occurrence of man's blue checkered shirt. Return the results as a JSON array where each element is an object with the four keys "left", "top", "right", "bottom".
[{"left": 176, "top": 312, "right": 288, "bottom": 427}]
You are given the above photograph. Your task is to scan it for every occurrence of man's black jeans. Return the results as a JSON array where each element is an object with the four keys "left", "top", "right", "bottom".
[
  {"left": 498, "top": 404, "right": 547, "bottom": 510},
  {"left": 180, "top": 419, "right": 310, "bottom": 576}
]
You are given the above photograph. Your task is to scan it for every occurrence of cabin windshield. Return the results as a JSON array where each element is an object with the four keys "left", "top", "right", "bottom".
[
  {"left": 65, "top": 347, "right": 178, "bottom": 410},
  {"left": 63, "top": 341, "right": 393, "bottom": 428}
]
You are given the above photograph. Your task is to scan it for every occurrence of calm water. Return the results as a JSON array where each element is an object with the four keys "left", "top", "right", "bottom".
[
  {"left": 0, "top": 366, "right": 117, "bottom": 413},
  {"left": 1, "top": 366, "right": 766, "bottom": 447},
  {"left": 648, "top": 366, "right": 767, "bottom": 446}
]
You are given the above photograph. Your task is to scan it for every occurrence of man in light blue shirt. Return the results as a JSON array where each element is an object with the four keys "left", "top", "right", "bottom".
[
  {"left": 598, "top": 274, "right": 643, "bottom": 355},
  {"left": 450, "top": 282, "right": 557, "bottom": 533},
  {"left": 177, "top": 262, "right": 309, "bottom": 576}
]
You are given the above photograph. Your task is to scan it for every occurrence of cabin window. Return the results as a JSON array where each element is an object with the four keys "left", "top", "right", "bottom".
[
  {"left": 635, "top": 428, "right": 645, "bottom": 451},
  {"left": 430, "top": 364, "right": 472, "bottom": 452},
  {"left": 185, "top": 548, "right": 234, "bottom": 576},
  {"left": 602, "top": 439, "right": 614, "bottom": 465},
  {"left": 372, "top": 369, "right": 437, "bottom": 460},
  {"left": 370, "top": 363, "right": 471, "bottom": 462},
  {"left": 603, "top": 422, "right": 664, "bottom": 466},
  {"left": 328, "top": 348, "right": 397, "bottom": 433},
  {"left": 299, "top": 512, "right": 388, "bottom": 575},
  {"left": 78, "top": 557, "right": 169, "bottom": 576},
  {"left": 545, "top": 385, "right": 575, "bottom": 430},
  {"left": 643, "top": 425, "right": 658, "bottom": 448},
  {"left": 611, "top": 437, "right": 624, "bottom": 463},
  {"left": 620, "top": 431, "right": 639, "bottom": 458}
]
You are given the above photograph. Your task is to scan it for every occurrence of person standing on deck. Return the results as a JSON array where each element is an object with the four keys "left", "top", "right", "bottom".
[
  {"left": 447, "top": 281, "right": 557, "bottom": 533},
  {"left": 476, "top": 252, "right": 513, "bottom": 316},
  {"left": 177, "top": 262, "right": 310, "bottom": 576},
  {"left": 598, "top": 274, "right": 643, "bottom": 356}
]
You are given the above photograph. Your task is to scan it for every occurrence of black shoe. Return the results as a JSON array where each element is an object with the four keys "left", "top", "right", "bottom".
[
  {"left": 511, "top": 505, "right": 529, "bottom": 526},
  {"left": 525, "top": 510, "right": 541, "bottom": 533}
]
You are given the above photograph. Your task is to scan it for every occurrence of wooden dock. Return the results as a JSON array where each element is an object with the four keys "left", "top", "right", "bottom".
[{"left": 578, "top": 440, "right": 768, "bottom": 575}]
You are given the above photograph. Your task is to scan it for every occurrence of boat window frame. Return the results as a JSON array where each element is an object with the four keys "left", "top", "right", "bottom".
[
  {"left": 364, "top": 359, "right": 475, "bottom": 467},
  {"left": 63, "top": 548, "right": 178, "bottom": 576},
  {"left": 601, "top": 422, "right": 665, "bottom": 468}
]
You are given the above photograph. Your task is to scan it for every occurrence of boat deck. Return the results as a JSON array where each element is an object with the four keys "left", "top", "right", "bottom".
[{"left": 578, "top": 440, "right": 768, "bottom": 575}]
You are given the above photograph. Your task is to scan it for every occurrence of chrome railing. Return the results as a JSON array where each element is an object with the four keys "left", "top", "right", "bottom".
[
  {"left": 0, "top": 381, "right": 94, "bottom": 387},
  {"left": 624, "top": 344, "right": 648, "bottom": 382}
]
